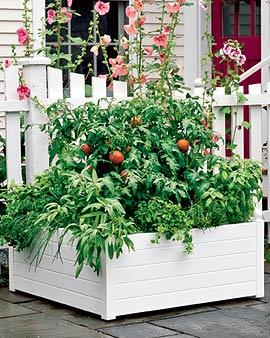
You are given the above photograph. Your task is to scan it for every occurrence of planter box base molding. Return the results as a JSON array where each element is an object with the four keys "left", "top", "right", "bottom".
[{"left": 9, "top": 221, "right": 264, "bottom": 320}]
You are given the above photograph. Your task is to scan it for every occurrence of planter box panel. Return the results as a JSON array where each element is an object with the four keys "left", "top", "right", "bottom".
[
  {"left": 11, "top": 221, "right": 264, "bottom": 320},
  {"left": 14, "top": 261, "right": 103, "bottom": 299},
  {"left": 14, "top": 247, "right": 101, "bottom": 284},
  {"left": 125, "top": 223, "right": 257, "bottom": 250},
  {"left": 114, "top": 237, "right": 257, "bottom": 268},
  {"left": 13, "top": 276, "right": 104, "bottom": 314},
  {"left": 115, "top": 252, "right": 257, "bottom": 283},
  {"left": 114, "top": 282, "right": 257, "bottom": 317},
  {"left": 114, "top": 267, "right": 257, "bottom": 299}
]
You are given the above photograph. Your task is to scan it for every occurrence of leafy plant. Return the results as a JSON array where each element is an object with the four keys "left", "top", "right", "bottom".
[{"left": 0, "top": 97, "right": 262, "bottom": 276}]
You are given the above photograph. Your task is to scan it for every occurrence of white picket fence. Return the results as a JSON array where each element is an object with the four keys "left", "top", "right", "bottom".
[{"left": 0, "top": 56, "right": 269, "bottom": 240}]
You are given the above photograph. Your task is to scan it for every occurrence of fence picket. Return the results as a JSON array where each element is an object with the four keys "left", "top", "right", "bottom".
[
  {"left": 92, "top": 77, "right": 107, "bottom": 98},
  {"left": 113, "top": 81, "right": 128, "bottom": 98},
  {"left": 212, "top": 87, "right": 226, "bottom": 157},
  {"left": 231, "top": 87, "right": 244, "bottom": 159},
  {"left": 70, "top": 72, "right": 85, "bottom": 98},
  {"left": 4, "top": 66, "right": 23, "bottom": 186},
  {"left": 47, "top": 67, "right": 63, "bottom": 99}
]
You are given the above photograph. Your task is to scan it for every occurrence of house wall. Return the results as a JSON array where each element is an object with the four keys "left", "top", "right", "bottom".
[{"left": 144, "top": 1, "right": 184, "bottom": 76}]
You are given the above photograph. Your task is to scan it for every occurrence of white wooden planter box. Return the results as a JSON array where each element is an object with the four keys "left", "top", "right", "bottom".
[{"left": 9, "top": 221, "right": 264, "bottom": 320}]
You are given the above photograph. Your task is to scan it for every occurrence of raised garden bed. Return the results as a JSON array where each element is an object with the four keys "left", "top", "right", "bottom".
[{"left": 10, "top": 221, "right": 264, "bottom": 320}]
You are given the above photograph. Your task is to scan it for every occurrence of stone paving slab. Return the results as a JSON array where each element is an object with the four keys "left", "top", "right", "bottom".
[
  {"left": 0, "top": 299, "right": 37, "bottom": 319},
  {"left": 0, "top": 288, "right": 36, "bottom": 304},
  {"left": 0, "top": 313, "right": 110, "bottom": 338},
  {"left": 151, "top": 307, "right": 270, "bottom": 338},
  {"left": 99, "top": 323, "right": 177, "bottom": 338},
  {"left": 250, "top": 302, "right": 270, "bottom": 313},
  {"left": 64, "top": 305, "right": 216, "bottom": 330},
  {"left": 210, "top": 297, "right": 263, "bottom": 309}
]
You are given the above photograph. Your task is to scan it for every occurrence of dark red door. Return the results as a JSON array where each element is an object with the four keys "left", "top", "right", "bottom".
[
  {"left": 212, "top": 0, "right": 261, "bottom": 86},
  {"left": 212, "top": 0, "right": 261, "bottom": 157}
]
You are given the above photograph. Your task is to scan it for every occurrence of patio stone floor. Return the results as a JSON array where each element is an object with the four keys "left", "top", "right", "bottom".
[{"left": 0, "top": 264, "right": 269, "bottom": 338}]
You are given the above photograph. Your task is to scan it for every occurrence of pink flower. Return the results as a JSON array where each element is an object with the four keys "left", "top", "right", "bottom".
[
  {"left": 61, "top": 7, "right": 72, "bottom": 22},
  {"left": 237, "top": 54, "right": 246, "bottom": 66},
  {"left": 203, "top": 149, "right": 210, "bottom": 156},
  {"left": 3, "top": 59, "right": 12, "bottom": 68},
  {"left": 112, "top": 64, "right": 130, "bottom": 77},
  {"left": 17, "top": 84, "right": 30, "bottom": 100},
  {"left": 134, "top": 0, "right": 144, "bottom": 12},
  {"left": 153, "top": 33, "right": 168, "bottom": 48},
  {"left": 90, "top": 45, "right": 99, "bottom": 56},
  {"left": 211, "top": 132, "right": 221, "bottom": 143},
  {"left": 201, "top": 119, "right": 209, "bottom": 129},
  {"left": 47, "top": 9, "right": 56, "bottom": 25},
  {"left": 94, "top": 1, "right": 110, "bottom": 16},
  {"left": 159, "top": 54, "right": 166, "bottom": 63},
  {"left": 116, "top": 55, "right": 125, "bottom": 64},
  {"left": 145, "top": 47, "right": 153, "bottom": 56},
  {"left": 166, "top": 2, "right": 180, "bottom": 14},
  {"left": 100, "top": 34, "right": 111, "bottom": 46},
  {"left": 108, "top": 82, "right": 113, "bottom": 91},
  {"left": 16, "top": 27, "right": 29, "bottom": 46},
  {"left": 176, "top": 0, "right": 186, "bottom": 4},
  {"left": 125, "top": 5, "right": 136, "bottom": 18},
  {"left": 229, "top": 48, "right": 241, "bottom": 60},
  {"left": 67, "top": 0, "right": 73, "bottom": 7},
  {"left": 124, "top": 23, "right": 138, "bottom": 35},
  {"left": 120, "top": 37, "right": 129, "bottom": 50},
  {"left": 163, "top": 26, "right": 171, "bottom": 33},
  {"left": 135, "top": 15, "right": 146, "bottom": 26},
  {"left": 139, "top": 74, "right": 148, "bottom": 85}
]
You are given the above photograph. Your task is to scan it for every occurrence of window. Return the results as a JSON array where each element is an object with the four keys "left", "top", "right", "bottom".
[{"left": 46, "top": 0, "right": 128, "bottom": 78}]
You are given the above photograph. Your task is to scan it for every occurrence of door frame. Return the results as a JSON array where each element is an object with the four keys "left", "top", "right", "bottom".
[{"left": 184, "top": 0, "right": 270, "bottom": 88}]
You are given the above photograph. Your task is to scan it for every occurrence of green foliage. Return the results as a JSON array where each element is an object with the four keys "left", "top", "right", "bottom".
[
  {"left": 265, "top": 242, "right": 270, "bottom": 263},
  {"left": 0, "top": 97, "right": 263, "bottom": 276}
]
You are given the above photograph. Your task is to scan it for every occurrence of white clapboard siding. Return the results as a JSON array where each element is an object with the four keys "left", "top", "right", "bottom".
[
  {"left": 143, "top": 1, "right": 184, "bottom": 75},
  {"left": 12, "top": 221, "right": 264, "bottom": 320}
]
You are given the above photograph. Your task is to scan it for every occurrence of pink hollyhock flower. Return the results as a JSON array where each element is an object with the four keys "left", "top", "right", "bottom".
[
  {"left": 16, "top": 27, "right": 29, "bottom": 46},
  {"left": 112, "top": 64, "right": 129, "bottom": 77},
  {"left": 159, "top": 54, "right": 166, "bottom": 63},
  {"left": 139, "top": 74, "right": 148, "bottom": 85},
  {"left": 109, "top": 58, "right": 117, "bottom": 66},
  {"left": 67, "top": 0, "right": 73, "bottom": 7},
  {"left": 94, "top": 1, "right": 110, "bottom": 16},
  {"left": 61, "top": 7, "right": 72, "bottom": 22},
  {"left": 116, "top": 55, "right": 125, "bottom": 64},
  {"left": 163, "top": 26, "right": 171, "bottom": 33},
  {"left": 203, "top": 149, "right": 210, "bottom": 156},
  {"left": 166, "top": 2, "right": 180, "bottom": 14},
  {"left": 120, "top": 37, "right": 129, "bottom": 50},
  {"left": 47, "top": 9, "right": 56, "bottom": 25},
  {"left": 124, "top": 23, "right": 138, "bottom": 35},
  {"left": 90, "top": 45, "right": 99, "bottom": 56},
  {"left": 134, "top": 0, "right": 144, "bottom": 12},
  {"left": 135, "top": 15, "right": 146, "bottom": 26},
  {"left": 176, "top": 0, "right": 186, "bottom": 4},
  {"left": 211, "top": 132, "right": 221, "bottom": 143},
  {"left": 17, "top": 84, "right": 30, "bottom": 100},
  {"left": 201, "top": 119, "right": 209, "bottom": 129},
  {"left": 145, "top": 47, "right": 153, "bottom": 56},
  {"left": 100, "top": 34, "right": 111, "bottom": 46},
  {"left": 4, "top": 59, "right": 12, "bottom": 68},
  {"left": 125, "top": 5, "right": 136, "bottom": 18},
  {"left": 153, "top": 33, "right": 167, "bottom": 48}
]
